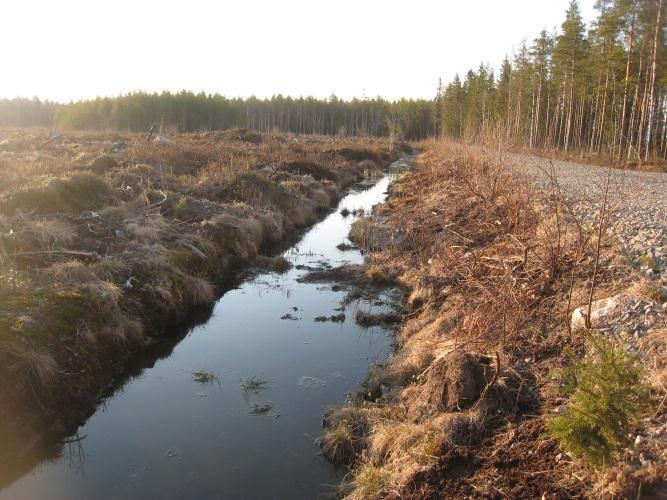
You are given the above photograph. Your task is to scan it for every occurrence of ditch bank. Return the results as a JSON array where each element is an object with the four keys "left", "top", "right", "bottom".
[
  {"left": 321, "top": 142, "right": 667, "bottom": 498},
  {"left": 0, "top": 130, "right": 411, "bottom": 482}
]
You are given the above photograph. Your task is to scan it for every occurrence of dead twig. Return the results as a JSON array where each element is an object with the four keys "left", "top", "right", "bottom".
[
  {"left": 14, "top": 250, "right": 100, "bottom": 260},
  {"left": 39, "top": 133, "right": 64, "bottom": 149}
]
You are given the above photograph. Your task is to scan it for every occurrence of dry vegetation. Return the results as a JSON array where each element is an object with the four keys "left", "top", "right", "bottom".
[
  {"left": 322, "top": 141, "right": 667, "bottom": 498},
  {"left": 0, "top": 128, "right": 408, "bottom": 457}
]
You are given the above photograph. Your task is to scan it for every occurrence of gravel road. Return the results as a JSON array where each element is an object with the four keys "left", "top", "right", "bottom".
[{"left": 506, "top": 152, "right": 667, "bottom": 285}]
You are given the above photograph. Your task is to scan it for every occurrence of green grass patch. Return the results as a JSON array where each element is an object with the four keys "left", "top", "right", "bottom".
[
  {"left": 240, "top": 375, "right": 269, "bottom": 394},
  {"left": 191, "top": 369, "right": 220, "bottom": 386},
  {"left": 173, "top": 196, "right": 191, "bottom": 220}
]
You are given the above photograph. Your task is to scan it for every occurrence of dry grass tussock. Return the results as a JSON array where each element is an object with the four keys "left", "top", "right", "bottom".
[
  {"left": 0, "top": 128, "right": 406, "bottom": 443},
  {"left": 324, "top": 140, "right": 665, "bottom": 498}
]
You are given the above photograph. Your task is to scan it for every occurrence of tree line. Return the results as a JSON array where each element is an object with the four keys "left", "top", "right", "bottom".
[
  {"left": 2, "top": 0, "right": 663, "bottom": 159},
  {"left": 0, "top": 93, "right": 437, "bottom": 141},
  {"left": 438, "top": 0, "right": 666, "bottom": 161}
]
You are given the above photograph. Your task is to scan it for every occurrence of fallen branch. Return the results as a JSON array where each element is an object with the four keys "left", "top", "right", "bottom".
[
  {"left": 147, "top": 190, "right": 168, "bottom": 209},
  {"left": 62, "top": 434, "right": 88, "bottom": 445},
  {"left": 39, "top": 134, "right": 64, "bottom": 149},
  {"left": 181, "top": 242, "right": 207, "bottom": 260}
]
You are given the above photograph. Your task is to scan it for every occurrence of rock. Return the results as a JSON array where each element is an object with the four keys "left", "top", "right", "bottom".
[
  {"left": 124, "top": 277, "right": 139, "bottom": 290},
  {"left": 89, "top": 154, "right": 118, "bottom": 173},
  {"left": 634, "top": 434, "right": 646, "bottom": 445},
  {"left": 570, "top": 294, "right": 629, "bottom": 332},
  {"left": 639, "top": 452, "right": 654, "bottom": 467}
]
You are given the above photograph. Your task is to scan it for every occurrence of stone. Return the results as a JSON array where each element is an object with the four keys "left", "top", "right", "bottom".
[
  {"left": 639, "top": 452, "right": 654, "bottom": 467},
  {"left": 570, "top": 294, "right": 628, "bottom": 332}
]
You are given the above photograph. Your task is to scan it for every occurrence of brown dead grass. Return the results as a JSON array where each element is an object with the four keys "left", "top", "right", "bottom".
[{"left": 324, "top": 140, "right": 665, "bottom": 498}]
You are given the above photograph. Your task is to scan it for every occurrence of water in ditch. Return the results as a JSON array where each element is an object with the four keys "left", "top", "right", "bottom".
[{"left": 2, "top": 159, "right": 410, "bottom": 499}]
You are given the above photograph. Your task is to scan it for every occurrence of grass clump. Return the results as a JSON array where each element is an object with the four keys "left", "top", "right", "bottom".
[
  {"left": 637, "top": 254, "right": 660, "bottom": 272},
  {"left": 321, "top": 406, "right": 395, "bottom": 465},
  {"left": 355, "top": 309, "right": 400, "bottom": 328},
  {"left": 353, "top": 463, "right": 390, "bottom": 498},
  {"left": 364, "top": 265, "right": 396, "bottom": 285},
  {"left": 336, "top": 242, "right": 356, "bottom": 251},
  {"left": 173, "top": 196, "right": 191, "bottom": 220},
  {"left": 3, "top": 173, "right": 112, "bottom": 215},
  {"left": 547, "top": 332, "right": 650, "bottom": 467},
  {"left": 321, "top": 407, "right": 371, "bottom": 464},
  {"left": 246, "top": 403, "right": 274, "bottom": 415},
  {"left": 644, "top": 282, "right": 665, "bottom": 302},
  {"left": 191, "top": 369, "right": 220, "bottom": 386},
  {"left": 253, "top": 255, "right": 292, "bottom": 274},
  {"left": 240, "top": 375, "right": 269, "bottom": 394},
  {"left": 269, "top": 256, "right": 292, "bottom": 273},
  {"left": 349, "top": 217, "right": 371, "bottom": 245}
]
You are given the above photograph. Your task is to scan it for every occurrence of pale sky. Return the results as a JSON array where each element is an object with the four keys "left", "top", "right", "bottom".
[{"left": 1, "top": 0, "right": 596, "bottom": 103}]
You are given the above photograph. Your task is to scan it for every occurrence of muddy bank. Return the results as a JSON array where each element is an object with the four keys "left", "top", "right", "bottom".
[
  {"left": 322, "top": 142, "right": 667, "bottom": 498},
  {"left": 0, "top": 129, "right": 410, "bottom": 471}
]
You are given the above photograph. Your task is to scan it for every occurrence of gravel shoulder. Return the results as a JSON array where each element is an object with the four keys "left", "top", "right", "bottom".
[{"left": 506, "top": 152, "right": 667, "bottom": 284}]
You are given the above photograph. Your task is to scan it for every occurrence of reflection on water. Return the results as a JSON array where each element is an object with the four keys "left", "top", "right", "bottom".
[{"left": 1, "top": 164, "right": 407, "bottom": 500}]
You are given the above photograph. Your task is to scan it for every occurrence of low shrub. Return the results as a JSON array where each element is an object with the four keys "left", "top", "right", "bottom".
[{"left": 547, "top": 332, "right": 650, "bottom": 467}]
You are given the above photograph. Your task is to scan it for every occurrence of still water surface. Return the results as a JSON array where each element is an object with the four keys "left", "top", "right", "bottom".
[{"left": 2, "top": 163, "right": 407, "bottom": 500}]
